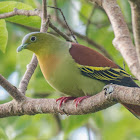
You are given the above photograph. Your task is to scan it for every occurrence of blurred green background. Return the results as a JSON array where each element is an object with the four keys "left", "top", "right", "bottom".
[{"left": 0, "top": 0, "right": 140, "bottom": 140}]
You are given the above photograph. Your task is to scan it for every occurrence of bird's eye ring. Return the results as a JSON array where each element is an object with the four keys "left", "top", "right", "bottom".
[{"left": 30, "top": 36, "right": 36, "bottom": 42}]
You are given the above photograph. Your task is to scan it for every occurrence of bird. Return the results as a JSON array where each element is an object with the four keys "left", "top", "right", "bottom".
[{"left": 17, "top": 32, "right": 140, "bottom": 119}]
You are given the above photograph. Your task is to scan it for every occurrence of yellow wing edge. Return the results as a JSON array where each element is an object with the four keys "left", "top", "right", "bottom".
[{"left": 77, "top": 64, "right": 130, "bottom": 81}]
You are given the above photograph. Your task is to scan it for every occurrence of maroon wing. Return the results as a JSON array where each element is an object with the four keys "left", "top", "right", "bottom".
[{"left": 69, "top": 43, "right": 119, "bottom": 68}]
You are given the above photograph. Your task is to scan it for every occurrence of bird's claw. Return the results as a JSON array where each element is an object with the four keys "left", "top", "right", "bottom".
[
  {"left": 73, "top": 96, "right": 90, "bottom": 107},
  {"left": 56, "top": 96, "right": 90, "bottom": 108},
  {"left": 56, "top": 97, "right": 75, "bottom": 109}
]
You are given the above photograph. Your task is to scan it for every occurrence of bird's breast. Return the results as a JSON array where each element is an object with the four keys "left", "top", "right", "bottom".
[
  {"left": 37, "top": 53, "right": 85, "bottom": 96},
  {"left": 37, "top": 54, "right": 61, "bottom": 81}
]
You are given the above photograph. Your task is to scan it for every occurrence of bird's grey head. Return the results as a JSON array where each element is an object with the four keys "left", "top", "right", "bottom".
[
  {"left": 17, "top": 32, "right": 66, "bottom": 54},
  {"left": 17, "top": 32, "right": 40, "bottom": 52}
]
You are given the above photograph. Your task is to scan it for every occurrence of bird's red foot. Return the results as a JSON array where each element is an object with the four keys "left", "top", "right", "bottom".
[
  {"left": 74, "top": 96, "right": 90, "bottom": 107},
  {"left": 56, "top": 97, "right": 76, "bottom": 108}
]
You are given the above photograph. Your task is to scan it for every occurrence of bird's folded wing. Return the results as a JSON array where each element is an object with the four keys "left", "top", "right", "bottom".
[{"left": 77, "top": 64, "right": 130, "bottom": 81}]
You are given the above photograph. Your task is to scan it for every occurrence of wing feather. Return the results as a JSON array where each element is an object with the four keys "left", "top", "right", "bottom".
[{"left": 77, "top": 64, "right": 130, "bottom": 82}]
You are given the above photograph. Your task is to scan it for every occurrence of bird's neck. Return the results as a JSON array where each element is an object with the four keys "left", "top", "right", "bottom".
[{"left": 36, "top": 39, "right": 70, "bottom": 56}]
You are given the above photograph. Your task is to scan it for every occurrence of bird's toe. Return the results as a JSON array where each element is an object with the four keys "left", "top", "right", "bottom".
[
  {"left": 56, "top": 97, "right": 75, "bottom": 109},
  {"left": 74, "top": 96, "right": 90, "bottom": 107}
]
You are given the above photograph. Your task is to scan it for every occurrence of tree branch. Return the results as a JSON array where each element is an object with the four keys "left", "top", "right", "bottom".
[
  {"left": 48, "top": 5, "right": 78, "bottom": 42},
  {"left": 0, "top": 85, "right": 140, "bottom": 118},
  {"left": 18, "top": 54, "right": 38, "bottom": 94},
  {"left": 0, "top": 8, "right": 41, "bottom": 18},
  {"left": 90, "top": 0, "right": 140, "bottom": 80},
  {"left": 0, "top": 75, "right": 26, "bottom": 101},
  {"left": 129, "top": 0, "right": 140, "bottom": 64},
  {"left": 42, "top": 0, "right": 47, "bottom": 20},
  {"left": 49, "top": 22, "right": 73, "bottom": 42},
  {"left": 40, "top": 0, "right": 48, "bottom": 32}
]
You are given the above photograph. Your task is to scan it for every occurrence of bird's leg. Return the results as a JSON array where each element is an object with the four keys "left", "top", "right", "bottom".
[
  {"left": 56, "top": 97, "right": 76, "bottom": 108},
  {"left": 73, "top": 96, "right": 90, "bottom": 107}
]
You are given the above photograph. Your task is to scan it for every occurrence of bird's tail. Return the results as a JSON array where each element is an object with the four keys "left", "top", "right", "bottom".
[{"left": 121, "top": 103, "right": 140, "bottom": 120}]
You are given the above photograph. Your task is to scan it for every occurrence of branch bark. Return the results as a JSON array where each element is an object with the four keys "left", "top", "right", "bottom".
[
  {"left": 90, "top": 0, "right": 140, "bottom": 80},
  {"left": 0, "top": 85, "right": 140, "bottom": 118},
  {"left": 0, "top": 8, "right": 41, "bottom": 18},
  {"left": 40, "top": 0, "right": 48, "bottom": 32},
  {"left": 0, "top": 75, "right": 26, "bottom": 101},
  {"left": 129, "top": 0, "right": 140, "bottom": 64},
  {"left": 18, "top": 54, "right": 38, "bottom": 94}
]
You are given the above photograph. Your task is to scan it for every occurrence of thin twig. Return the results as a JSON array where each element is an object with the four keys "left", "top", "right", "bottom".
[
  {"left": 45, "top": 15, "right": 51, "bottom": 31},
  {"left": 49, "top": 21, "right": 73, "bottom": 42},
  {"left": 48, "top": 5, "right": 78, "bottom": 43}
]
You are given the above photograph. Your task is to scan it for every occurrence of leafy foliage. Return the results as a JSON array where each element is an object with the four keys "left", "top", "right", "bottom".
[
  {"left": 0, "top": 1, "right": 41, "bottom": 28},
  {"left": 0, "top": 0, "right": 140, "bottom": 140}
]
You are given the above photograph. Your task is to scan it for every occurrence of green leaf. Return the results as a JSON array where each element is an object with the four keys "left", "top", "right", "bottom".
[
  {"left": 0, "top": 19, "right": 8, "bottom": 53},
  {"left": 0, "top": 1, "right": 41, "bottom": 28}
]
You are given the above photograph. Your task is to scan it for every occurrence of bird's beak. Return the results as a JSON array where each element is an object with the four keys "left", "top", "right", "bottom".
[{"left": 17, "top": 43, "right": 28, "bottom": 52}]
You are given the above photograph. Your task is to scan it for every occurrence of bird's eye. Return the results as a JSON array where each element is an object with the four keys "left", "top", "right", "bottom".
[{"left": 30, "top": 36, "right": 36, "bottom": 42}]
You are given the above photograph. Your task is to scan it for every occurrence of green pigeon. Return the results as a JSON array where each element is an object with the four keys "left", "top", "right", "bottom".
[{"left": 17, "top": 32, "right": 140, "bottom": 119}]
